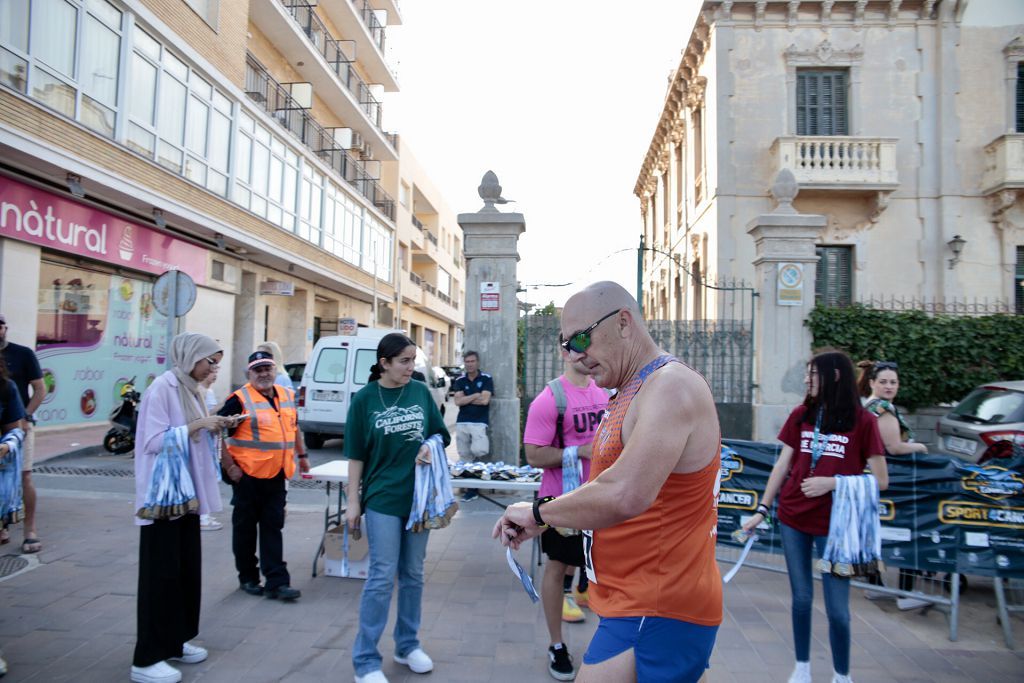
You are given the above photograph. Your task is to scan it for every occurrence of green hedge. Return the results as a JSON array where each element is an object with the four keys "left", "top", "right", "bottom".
[{"left": 806, "top": 304, "right": 1024, "bottom": 410}]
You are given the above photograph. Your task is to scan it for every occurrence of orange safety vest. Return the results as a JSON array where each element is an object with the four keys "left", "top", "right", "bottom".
[{"left": 225, "top": 383, "right": 298, "bottom": 479}]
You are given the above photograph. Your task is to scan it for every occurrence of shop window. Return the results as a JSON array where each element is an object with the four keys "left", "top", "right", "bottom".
[{"left": 815, "top": 246, "right": 853, "bottom": 307}]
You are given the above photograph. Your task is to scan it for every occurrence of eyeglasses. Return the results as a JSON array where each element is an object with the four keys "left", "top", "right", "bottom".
[
  {"left": 204, "top": 357, "right": 220, "bottom": 367},
  {"left": 873, "top": 361, "right": 898, "bottom": 375},
  {"left": 559, "top": 309, "right": 620, "bottom": 354}
]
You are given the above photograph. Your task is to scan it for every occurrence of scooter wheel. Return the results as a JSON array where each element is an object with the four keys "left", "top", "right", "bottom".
[
  {"left": 103, "top": 432, "right": 134, "bottom": 455},
  {"left": 102, "top": 432, "right": 119, "bottom": 453}
]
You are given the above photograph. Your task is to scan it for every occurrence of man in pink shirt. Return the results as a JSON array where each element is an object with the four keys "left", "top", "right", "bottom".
[{"left": 523, "top": 350, "right": 609, "bottom": 681}]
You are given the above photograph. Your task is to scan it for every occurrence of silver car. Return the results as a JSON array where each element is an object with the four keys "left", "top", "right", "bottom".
[{"left": 936, "top": 380, "right": 1024, "bottom": 463}]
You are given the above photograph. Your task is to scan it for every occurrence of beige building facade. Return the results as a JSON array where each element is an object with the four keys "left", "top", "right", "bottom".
[
  {"left": 0, "top": 0, "right": 464, "bottom": 428},
  {"left": 636, "top": 0, "right": 1024, "bottom": 320}
]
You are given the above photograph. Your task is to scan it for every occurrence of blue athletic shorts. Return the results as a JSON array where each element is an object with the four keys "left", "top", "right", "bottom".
[{"left": 583, "top": 616, "right": 718, "bottom": 683}]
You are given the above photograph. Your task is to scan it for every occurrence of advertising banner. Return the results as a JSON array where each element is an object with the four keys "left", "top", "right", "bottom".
[{"left": 716, "top": 440, "right": 1024, "bottom": 578}]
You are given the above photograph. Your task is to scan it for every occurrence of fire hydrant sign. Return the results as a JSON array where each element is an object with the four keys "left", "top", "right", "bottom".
[{"left": 480, "top": 281, "right": 500, "bottom": 311}]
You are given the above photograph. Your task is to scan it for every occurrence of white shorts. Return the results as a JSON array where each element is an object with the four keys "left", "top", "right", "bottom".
[{"left": 456, "top": 423, "right": 489, "bottom": 459}]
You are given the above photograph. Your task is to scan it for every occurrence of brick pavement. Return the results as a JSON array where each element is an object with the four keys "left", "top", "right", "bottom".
[{"left": 1, "top": 439, "right": 1023, "bottom": 681}]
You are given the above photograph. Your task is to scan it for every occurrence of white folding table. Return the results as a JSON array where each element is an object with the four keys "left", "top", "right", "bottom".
[{"left": 303, "top": 460, "right": 542, "bottom": 578}]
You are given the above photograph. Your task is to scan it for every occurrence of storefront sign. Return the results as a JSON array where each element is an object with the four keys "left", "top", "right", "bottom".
[
  {"left": 0, "top": 176, "right": 206, "bottom": 284},
  {"left": 259, "top": 280, "right": 295, "bottom": 296},
  {"left": 776, "top": 263, "right": 803, "bottom": 306}
]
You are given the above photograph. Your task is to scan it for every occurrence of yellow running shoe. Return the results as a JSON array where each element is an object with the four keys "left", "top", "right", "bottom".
[
  {"left": 573, "top": 586, "right": 590, "bottom": 609},
  {"left": 562, "top": 594, "right": 585, "bottom": 623}
]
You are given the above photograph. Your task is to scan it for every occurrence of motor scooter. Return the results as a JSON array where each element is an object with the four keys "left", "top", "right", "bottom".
[{"left": 103, "top": 377, "right": 139, "bottom": 454}]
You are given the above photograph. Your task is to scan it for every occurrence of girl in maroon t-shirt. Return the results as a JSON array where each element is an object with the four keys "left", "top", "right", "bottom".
[{"left": 742, "top": 350, "right": 887, "bottom": 683}]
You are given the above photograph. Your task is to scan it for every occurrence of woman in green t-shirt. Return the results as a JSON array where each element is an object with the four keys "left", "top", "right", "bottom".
[{"left": 344, "top": 333, "right": 450, "bottom": 683}]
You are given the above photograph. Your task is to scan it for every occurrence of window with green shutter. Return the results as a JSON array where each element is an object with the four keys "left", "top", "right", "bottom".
[
  {"left": 815, "top": 246, "right": 853, "bottom": 307},
  {"left": 1015, "top": 245, "right": 1024, "bottom": 314},
  {"left": 797, "top": 70, "right": 849, "bottom": 136}
]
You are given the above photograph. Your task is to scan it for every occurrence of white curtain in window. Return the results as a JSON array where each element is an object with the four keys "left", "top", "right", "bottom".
[
  {"left": 81, "top": 14, "right": 119, "bottom": 105},
  {"left": 0, "top": 0, "right": 30, "bottom": 51},
  {"left": 158, "top": 75, "right": 186, "bottom": 145},
  {"left": 32, "top": 0, "right": 77, "bottom": 77},
  {"left": 129, "top": 53, "right": 156, "bottom": 124}
]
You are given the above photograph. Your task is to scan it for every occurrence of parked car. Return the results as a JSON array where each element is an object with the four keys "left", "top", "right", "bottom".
[
  {"left": 441, "top": 365, "right": 463, "bottom": 397},
  {"left": 284, "top": 362, "right": 305, "bottom": 391},
  {"left": 936, "top": 380, "right": 1024, "bottom": 463}
]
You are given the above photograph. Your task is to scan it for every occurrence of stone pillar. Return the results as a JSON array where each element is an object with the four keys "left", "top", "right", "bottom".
[
  {"left": 457, "top": 171, "right": 526, "bottom": 463},
  {"left": 747, "top": 170, "right": 826, "bottom": 441}
]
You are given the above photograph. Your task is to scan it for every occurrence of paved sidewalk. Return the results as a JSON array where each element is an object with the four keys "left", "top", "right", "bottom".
[{"left": 1, "top": 434, "right": 1023, "bottom": 681}]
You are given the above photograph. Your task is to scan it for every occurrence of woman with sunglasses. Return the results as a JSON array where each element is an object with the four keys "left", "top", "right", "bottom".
[
  {"left": 857, "top": 360, "right": 928, "bottom": 610},
  {"left": 131, "top": 334, "right": 245, "bottom": 683},
  {"left": 742, "top": 350, "right": 887, "bottom": 683}
]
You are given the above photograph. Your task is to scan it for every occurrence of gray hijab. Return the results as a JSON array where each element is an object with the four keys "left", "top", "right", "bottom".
[{"left": 170, "top": 333, "right": 221, "bottom": 428}]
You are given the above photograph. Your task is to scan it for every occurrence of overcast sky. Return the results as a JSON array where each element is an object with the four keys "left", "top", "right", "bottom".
[{"left": 384, "top": 1, "right": 701, "bottom": 309}]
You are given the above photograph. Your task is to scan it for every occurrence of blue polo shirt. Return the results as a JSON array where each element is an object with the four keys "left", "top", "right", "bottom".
[{"left": 454, "top": 372, "right": 493, "bottom": 425}]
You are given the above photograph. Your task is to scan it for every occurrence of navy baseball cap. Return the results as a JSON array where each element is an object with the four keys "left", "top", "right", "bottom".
[{"left": 247, "top": 351, "right": 275, "bottom": 370}]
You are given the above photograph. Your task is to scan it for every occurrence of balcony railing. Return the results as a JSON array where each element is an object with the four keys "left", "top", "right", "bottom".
[
  {"left": 351, "top": 0, "right": 386, "bottom": 53},
  {"left": 411, "top": 215, "right": 424, "bottom": 231},
  {"left": 244, "top": 55, "right": 395, "bottom": 220},
  {"left": 280, "top": 0, "right": 384, "bottom": 131},
  {"left": 422, "top": 281, "right": 437, "bottom": 295},
  {"left": 426, "top": 231, "right": 438, "bottom": 246},
  {"left": 982, "top": 134, "right": 1024, "bottom": 194},
  {"left": 409, "top": 271, "right": 422, "bottom": 285},
  {"left": 772, "top": 136, "right": 898, "bottom": 189}
]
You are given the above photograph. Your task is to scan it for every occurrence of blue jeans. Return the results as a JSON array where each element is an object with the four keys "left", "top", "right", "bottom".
[
  {"left": 352, "top": 508, "right": 430, "bottom": 676},
  {"left": 780, "top": 522, "right": 850, "bottom": 676}
]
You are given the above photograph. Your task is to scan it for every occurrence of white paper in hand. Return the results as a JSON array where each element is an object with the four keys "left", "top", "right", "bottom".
[{"left": 506, "top": 547, "right": 540, "bottom": 603}]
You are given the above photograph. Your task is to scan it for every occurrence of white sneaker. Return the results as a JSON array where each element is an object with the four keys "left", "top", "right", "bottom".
[
  {"left": 170, "top": 641, "right": 208, "bottom": 664},
  {"left": 897, "top": 596, "right": 931, "bottom": 611},
  {"left": 863, "top": 589, "right": 890, "bottom": 601},
  {"left": 199, "top": 514, "right": 223, "bottom": 531},
  {"left": 354, "top": 671, "right": 389, "bottom": 683},
  {"left": 130, "top": 661, "right": 182, "bottom": 683},
  {"left": 788, "top": 661, "right": 811, "bottom": 683},
  {"left": 831, "top": 674, "right": 853, "bottom": 683},
  {"left": 394, "top": 647, "right": 434, "bottom": 674}
]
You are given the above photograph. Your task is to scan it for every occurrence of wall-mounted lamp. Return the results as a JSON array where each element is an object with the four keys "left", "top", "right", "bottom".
[
  {"left": 152, "top": 208, "right": 166, "bottom": 228},
  {"left": 947, "top": 234, "right": 966, "bottom": 270},
  {"left": 66, "top": 173, "right": 85, "bottom": 198}
]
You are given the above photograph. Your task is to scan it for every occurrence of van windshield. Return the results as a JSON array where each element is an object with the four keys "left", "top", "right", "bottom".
[
  {"left": 312, "top": 348, "right": 348, "bottom": 384},
  {"left": 354, "top": 349, "right": 376, "bottom": 385}
]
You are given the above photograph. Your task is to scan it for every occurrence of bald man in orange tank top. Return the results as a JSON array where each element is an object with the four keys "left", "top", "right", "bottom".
[{"left": 495, "top": 282, "right": 722, "bottom": 683}]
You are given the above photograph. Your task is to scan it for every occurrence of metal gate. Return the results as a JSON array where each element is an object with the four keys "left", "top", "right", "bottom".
[{"left": 519, "top": 277, "right": 756, "bottom": 438}]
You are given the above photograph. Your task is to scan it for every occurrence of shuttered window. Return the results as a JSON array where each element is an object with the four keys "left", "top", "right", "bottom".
[
  {"left": 797, "top": 70, "right": 849, "bottom": 136},
  {"left": 1017, "top": 63, "right": 1024, "bottom": 133},
  {"left": 815, "top": 246, "right": 853, "bottom": 307},
  {"left": 1016, "top": 245, "right": 1024, "bottom": 314}
]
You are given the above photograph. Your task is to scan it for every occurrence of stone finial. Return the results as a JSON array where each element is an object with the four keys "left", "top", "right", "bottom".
[
  {"left": 478, "top": 170, "right": 513, "bottom": 212},
  {"left": 771, "top": 169, "right": 799, "bottom": 214}
]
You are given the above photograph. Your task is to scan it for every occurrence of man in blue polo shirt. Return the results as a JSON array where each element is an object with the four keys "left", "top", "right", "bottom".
[
  {"left": 0, "top": 313, "right": 46, "bottom": 554},
  {"left": 452, "top": 351, "right": 493, "bottom": 501}
]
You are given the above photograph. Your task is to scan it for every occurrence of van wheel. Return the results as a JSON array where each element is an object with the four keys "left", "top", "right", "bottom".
[{"left": 304, "top": 433, "right": 326, "bottom": 450}]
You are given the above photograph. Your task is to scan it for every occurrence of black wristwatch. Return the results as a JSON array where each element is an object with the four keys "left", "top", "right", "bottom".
[{"left": 533, "top": 496, "right": 556, "bottom": 528}]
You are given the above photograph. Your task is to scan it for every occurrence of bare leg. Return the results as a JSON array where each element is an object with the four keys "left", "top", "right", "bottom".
[
  {"left": 543, "top": 558, "right": 567, "bottom": 644},
  {"left": 21, "top": 472, "right": 37, "bottom": 538},
  {"left": 577, "top": 648, "right": 635, "bottom": 683}
]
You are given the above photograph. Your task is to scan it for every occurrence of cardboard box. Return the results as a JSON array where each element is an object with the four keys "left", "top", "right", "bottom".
[{"left": 323, "top": 517, "right": 369, "bottom": 579}]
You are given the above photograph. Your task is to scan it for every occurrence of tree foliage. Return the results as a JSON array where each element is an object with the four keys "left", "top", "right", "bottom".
[{"left": 807, "top": 304, "right": 1024, "bottom": 410}]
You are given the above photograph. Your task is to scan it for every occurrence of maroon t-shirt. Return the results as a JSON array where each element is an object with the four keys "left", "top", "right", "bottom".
[{"left": 776, "top": 405, "right": 885, "bottom": 536}]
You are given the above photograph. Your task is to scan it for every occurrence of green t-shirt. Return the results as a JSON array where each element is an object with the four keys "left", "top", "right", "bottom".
[{"left": 343, "top": 379, "right": 450, "bottom": 517}]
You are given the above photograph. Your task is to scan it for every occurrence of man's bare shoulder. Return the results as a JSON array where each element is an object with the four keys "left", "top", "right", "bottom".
[{"left": 641, "top": 361, "right": 715, "bottom": 409}]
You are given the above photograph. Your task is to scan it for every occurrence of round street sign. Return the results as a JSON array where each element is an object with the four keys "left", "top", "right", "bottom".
[{"left": 153, "top": 270, "right": 197, "bottom": 317}]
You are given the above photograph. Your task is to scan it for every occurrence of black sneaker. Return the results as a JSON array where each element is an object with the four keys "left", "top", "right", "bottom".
[
  {"left": 547, "top": 643, "right": 575, "bottom": 681},
  {"left": 461, "top": 489, "right": 479, "bottom": 502},
  {"left": 265, "top": 585, "right": 301, "bottom": 601},
  {"left": 239, "top": 580, "right": 263, "bottom": 596}
]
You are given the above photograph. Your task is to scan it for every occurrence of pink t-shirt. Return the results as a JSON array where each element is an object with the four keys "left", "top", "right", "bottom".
[{"left": 523, "top": 376, "right": 609, "bottom": 498}]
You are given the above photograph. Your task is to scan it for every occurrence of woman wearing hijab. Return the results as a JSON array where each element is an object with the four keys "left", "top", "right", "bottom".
[
  {"left": 257, "top": 341, "right": 293, "bottom": 389},
  {"left": 131, "top": 333, "right": 246, "bottom": 683}
]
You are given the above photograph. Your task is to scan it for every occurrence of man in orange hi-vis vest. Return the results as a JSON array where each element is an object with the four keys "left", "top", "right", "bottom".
[
  {"left": 494, "top": 282, "right": 722, "bottom": 683},
  {"left": 220, "top": 351, "right": 310, "bottom": 602}
]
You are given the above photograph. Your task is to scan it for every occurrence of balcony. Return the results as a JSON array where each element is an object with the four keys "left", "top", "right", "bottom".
[
  {"left": 982, "top": 134, "right": 1024, "bottom": 195},
  {"left": 244, "top": 56, "right": 395, "bottom": 221},
  {"left": 422, "top": 284, "right": 461, "bottom": 323},
  {"left": 772, "top": 136, "right": 899, "bottom": 191},
  {"left": 318, "top": 0, "right": 398, "bottom": 92},
  {"left": 250, "top": 0, "right": 397, "bottom": 160},
  {"left": 401, "top": 268, "right": 423, "bottom": 305}
]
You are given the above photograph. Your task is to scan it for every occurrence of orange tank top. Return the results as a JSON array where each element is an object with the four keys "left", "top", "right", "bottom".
[{"left": 585, "top": 355, "right": 723, "bottom": 626}]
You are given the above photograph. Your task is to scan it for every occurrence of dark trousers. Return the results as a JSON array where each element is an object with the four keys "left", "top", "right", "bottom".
[
  {"left": 134, "top": 515, "right": 201, "bottom": 667},
  {"left": 231, "top": 470, "right": 289, "bottom": 589}
]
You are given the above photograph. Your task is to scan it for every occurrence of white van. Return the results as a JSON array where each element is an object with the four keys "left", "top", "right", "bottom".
[{"left": 296, "top": 328, "right": 445, "bottom": 449}]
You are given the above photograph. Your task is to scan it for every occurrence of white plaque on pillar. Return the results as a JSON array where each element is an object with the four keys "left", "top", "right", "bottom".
[
  {"left": 776, "top": 263, "right": 804, "bottom": 306},
  {"left": 480, "top": 281, "right": 500, "bottom": 311}
]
